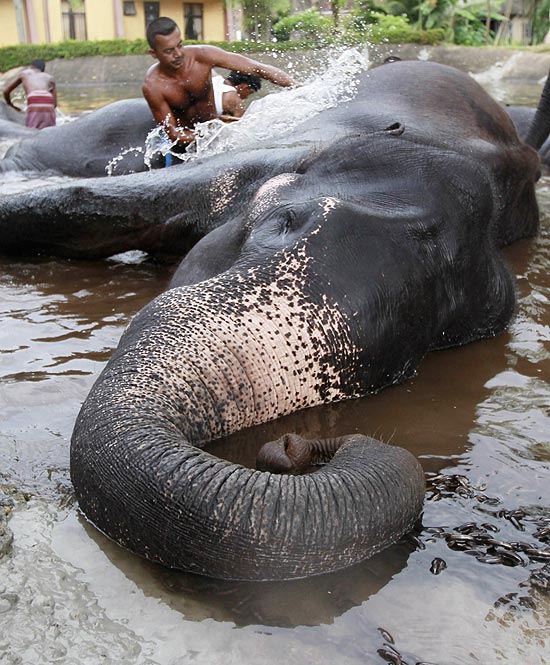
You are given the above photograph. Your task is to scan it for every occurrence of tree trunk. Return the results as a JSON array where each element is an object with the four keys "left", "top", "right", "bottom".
[{"left": 494, "top": 0, "right": 512, "bottom": 45}]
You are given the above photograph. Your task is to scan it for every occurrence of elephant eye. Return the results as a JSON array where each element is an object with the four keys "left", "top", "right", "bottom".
[{"left": 281, "top": 208, "right": 297, "bottom": 234}]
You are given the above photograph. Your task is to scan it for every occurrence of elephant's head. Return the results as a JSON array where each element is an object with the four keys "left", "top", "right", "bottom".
[{"left": 71, "top": 80, "right": 540, "bottom": 579}]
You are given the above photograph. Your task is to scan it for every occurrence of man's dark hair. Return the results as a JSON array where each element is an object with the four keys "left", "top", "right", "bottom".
[
  {"left": 30, "top": 59, "right": 46, "bottom": 72},
  {"left": 146, "top": 16, "right": 178, "bottom": 49},
  {"left": 226, "top": 71, "right": 262, "bottom": 92}
]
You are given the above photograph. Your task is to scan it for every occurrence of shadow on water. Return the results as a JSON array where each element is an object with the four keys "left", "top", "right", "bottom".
[
  {"left": 206, "top": 333, "right": 513, "bottom": 474},
  {"left": 78, "top": 515, "right": 418, "bottom": 628}
]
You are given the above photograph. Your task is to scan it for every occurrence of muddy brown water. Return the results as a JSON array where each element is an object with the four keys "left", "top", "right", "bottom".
[{"left": 0, "top": 49, "right": 549, "bottom": 664}]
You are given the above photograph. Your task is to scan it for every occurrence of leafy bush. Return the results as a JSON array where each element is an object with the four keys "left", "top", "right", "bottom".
[
  {"left": 272, "top": 9, "right": 333, "bottom": 43},
  {"left": 343, "top": 10, "right": 444, "bottom": 45},
  {"left": 368, "top": 11, "right": 412, "bottom": 34},
  {"left": 0, "top": 23, "right": 445, "bottom": 73},
  {"left": 0, "top": 38, "right": 311, "bottom": 73},
  {"left": 453, "top": 18, "right": 489, "bottom": 46}
]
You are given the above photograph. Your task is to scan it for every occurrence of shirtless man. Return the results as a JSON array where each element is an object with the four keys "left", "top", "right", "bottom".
[
  {"left": 142, "top": 16, "right": 294, "bottom": 148},
  {"left": 3, "top": 59, "right": 57, "bottom": 129}
]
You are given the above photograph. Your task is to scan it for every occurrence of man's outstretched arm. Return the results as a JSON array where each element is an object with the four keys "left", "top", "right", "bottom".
[
  {"left": 3, "top": 76, "right": 23, "bottom": 110},
  {"left": 199, "top": 46, "right": 295, "bottom": 87}
]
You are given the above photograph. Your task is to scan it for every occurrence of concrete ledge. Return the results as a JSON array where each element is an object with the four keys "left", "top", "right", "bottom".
[{"left": 1, "top": 46, "right": 548, "bottom": 89}]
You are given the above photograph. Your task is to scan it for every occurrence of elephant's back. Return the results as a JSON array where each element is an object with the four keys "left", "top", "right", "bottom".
[
  {"left": 296, "top": 61, "right": 520, "bottom": 149},
  {"left": 3, "top": 98, "right": 156, "bottom": 177}
]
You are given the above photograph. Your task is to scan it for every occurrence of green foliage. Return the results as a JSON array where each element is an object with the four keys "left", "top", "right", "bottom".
[
  {"left": 0, "top": 38, "right": 314, "bottom": 73},
  {"left": 531, "top": 0, "right": 550, "bottom": 44},
  {"left": 344, "top": 9, "right": 444, "bottom": 44},
  {"left": 240, "top": 0, "right": 273, "bottom": 41},
  {"left": 0, "top": 38, "right": 149, "bottom": 72},
  {"left": 274, "top": 0, "right": 547, "bottom": 46},
  {"left": 452, "top": 19, "right": 487, "bottom": 45},
  {"left": 369, "top": 11, "right": 411, "bottom": 31},
  {"left": 272, "top": 9, "right": 333, "bottom": 42},
  {"left": 451, "top": 3, "right": 496, "bottom": 46}
]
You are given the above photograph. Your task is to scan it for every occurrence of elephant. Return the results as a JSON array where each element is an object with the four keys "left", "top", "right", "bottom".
[
  {"left": 0, "top": 60, "right": 547, "bottom": 260},
  {"left": 70, "top": 60, "right": 546, "bottom": 581},
  {"left": 0, "top": 118, "right": 37, "bottom": 140},
  {"left": 0, "top": 99, "right": 25, "bottom": 124},
  {"left": 0, "top": 98, "right": 156, "bottom": 178},
  {"left": 506, "top": 105, "right": 550, "bottom": 166},
  {"left": 0, "top": 100, "right": 36, "bottom": 145}
]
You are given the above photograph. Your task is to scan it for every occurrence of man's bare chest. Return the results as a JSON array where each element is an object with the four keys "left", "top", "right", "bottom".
[{"left": 163, "top": 77, "right": 212, "bottom": 112}]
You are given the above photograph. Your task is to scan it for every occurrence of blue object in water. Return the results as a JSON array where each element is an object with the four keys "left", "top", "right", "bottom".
[{"left": 165, "top": 153, "right": 172, "bottom": 167}]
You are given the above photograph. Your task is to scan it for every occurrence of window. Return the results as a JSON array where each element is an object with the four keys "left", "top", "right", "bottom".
[
  {"left": 184, "top": 3, "right": 203, "bottom": 40},
  {"left": 123, "top": 1, "right": 137, "bottom": 16},
  {"left": 61, "top": 0, "right": 87, "bottom": 40},
  {"left": 144, "top": 2, "right": 160, "bottom": 28}
]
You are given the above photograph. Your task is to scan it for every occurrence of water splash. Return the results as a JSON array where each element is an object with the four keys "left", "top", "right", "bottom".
[
  {"left": 106, "top": 119, "right": 178, "bottom": 175},
  {"left": 105, "top": 145, "right": 145, "bottom": 176},
  {"left": 180, "top": 46, "right": 370, "bottom": 163},
  {"left": 417, "top": 48, "right": 431, "bottom": 62},
  {"left": 0, "top": 170, "right": 73, "bottom": 197},
  {"left": 470, "top": 53, "right": 523, "bottom": 102},
  {"left": 106, "top": 46, "right": 370, "bottom": 175}
]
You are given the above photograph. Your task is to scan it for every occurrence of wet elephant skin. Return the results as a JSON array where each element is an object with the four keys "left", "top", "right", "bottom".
[
  {"left": 69, "top": 61, "right": 544, "bottom": 581},
  {"left": 0, "top": 60, "right": 544, "bottom": 260},
  {"left": 0, "top": 97, "right": 155, "bottom": 177}
]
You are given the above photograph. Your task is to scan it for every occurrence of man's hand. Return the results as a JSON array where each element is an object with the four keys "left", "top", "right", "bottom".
[{"left": 219, "top": 114, "right": 240, "bottom": 124}]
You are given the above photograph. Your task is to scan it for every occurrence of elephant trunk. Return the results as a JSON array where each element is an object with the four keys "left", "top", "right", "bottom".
[
  {"left": 256, "top": 432, "right": 358, "bottom": 474},
  {"left": 71, "top": 265, "right": 425, "bottom": 580},
  {"left": 525, "top": 67, "right": 550, "bottom": 150}
]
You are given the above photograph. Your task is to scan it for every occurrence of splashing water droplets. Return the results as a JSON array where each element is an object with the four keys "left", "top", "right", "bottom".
[
  {"left": 180, "top": 47, "right": 370, "bottom": 163},
  {"left": 105, "top": 47, "right": 370, "bottom": 174},
  {"left": 105, "top": 145, "right": 144, "bottom": 176}
]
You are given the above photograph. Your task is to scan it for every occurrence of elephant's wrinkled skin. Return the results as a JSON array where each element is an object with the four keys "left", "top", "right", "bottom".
[
  {"left": 0, "top": 98, "right": 155, "bottom": 177},
  {"left": 0, "top": 100, "right": 36, "bottom": 142},
  {"left": 0, "top": 118, "right": 37, "bottom": 140},
  {"left": 71, "top": 61, "right": 544, "bottom": 581}
]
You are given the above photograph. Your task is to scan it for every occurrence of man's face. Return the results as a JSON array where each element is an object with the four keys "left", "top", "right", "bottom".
[
  {"left": 236, "top": 84, "right": 255, "bottom": 100},
  {"left": 151, "top": 28, "right": 185, "bottom": 70}
]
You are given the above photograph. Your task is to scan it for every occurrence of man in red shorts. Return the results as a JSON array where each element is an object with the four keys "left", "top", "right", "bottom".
[{"left": 3, "top": 59, "right": 57, "bottom": 129}]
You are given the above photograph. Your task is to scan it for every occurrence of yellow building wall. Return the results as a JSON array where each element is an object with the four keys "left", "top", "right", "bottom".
[
  {"left": 86, "top": 0, "right": 116, "bottom": 40},
  {"left": 0, "top": 0, "right": 226, "bottom": 46},
  {"left": 122, "top": 2, "right": 148, "bottom": 40},
  {"left": 32, "top": 0, "right": 47, "bottom": 43},
  {"left": 123, "top": 1, "right": 225, "bottom": 42},
  {"left": 48, "top": 0, "right": 64, "bottom": 43},
  {"left": 0, "top": 2, "right": 19, "bottom": 46},
  {"left": 0, "top": 0, "right": 67, "bottom": 46},
  {"left": 203, "top": 0, "right": 225, "bottom": 41}
]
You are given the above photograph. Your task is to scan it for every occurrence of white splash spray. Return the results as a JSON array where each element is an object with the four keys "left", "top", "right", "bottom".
[
  {"left": 105, "top": 47, "right": 371, "bottom": 175},
  {"left": 181, "top": 47, "right": 370, "bottom": 162},
  {"left": 470, "top": 52, "right": 523, "bottom": 102}
]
